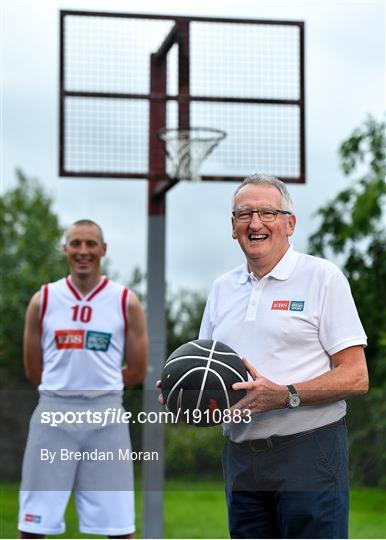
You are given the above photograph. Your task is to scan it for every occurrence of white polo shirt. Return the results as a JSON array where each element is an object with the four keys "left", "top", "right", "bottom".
[{"left": 199, "top": 245, "right": 367, "bottom": 441}]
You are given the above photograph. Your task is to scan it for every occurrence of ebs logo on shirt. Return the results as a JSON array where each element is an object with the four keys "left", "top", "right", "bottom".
[
  {"left": 55, "top": 330, "right": 111, "bottom": 351},
  {"left": 271, "top": 300, "right": 305, "bottom": 311}
]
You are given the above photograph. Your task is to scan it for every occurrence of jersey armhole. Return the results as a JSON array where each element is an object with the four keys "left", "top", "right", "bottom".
[
  {"left": 121, "top": 287, "right": 131, "bottom": 335},
  {"left": 39, "top": 284, "right": 49, "bottom": 335}
]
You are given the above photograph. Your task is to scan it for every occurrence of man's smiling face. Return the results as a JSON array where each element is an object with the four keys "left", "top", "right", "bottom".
[
  {"left": 64, "top": 224, "right": 106, "bottom": 279},
  {"left": 231, "top": 183, "right": 296, "bottom": 276}
]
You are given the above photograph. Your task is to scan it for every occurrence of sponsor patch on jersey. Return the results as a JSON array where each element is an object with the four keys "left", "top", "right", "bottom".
[
  {"left": 271, "top": 300, "right": 305, "bottom": 311},
  {"left": 271, "top": 300, "right": 290, "bottom": 310},
  {"left": 55, "top": 329, "right": 85, "bottom": 349},
  {"left": 86, "top": 331, "right": 112, "bottom": 352},
  {"left": 290, "top": 300, "right": 305, "bottom": 311},
  {"left": 24, "top": 514, "right": 42, "bottom": 523}
]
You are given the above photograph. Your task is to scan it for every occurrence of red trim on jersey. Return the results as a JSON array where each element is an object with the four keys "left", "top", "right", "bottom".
[
  {"left": 122, "top": 288, "right": 129, "bottom": 335},
  {"left": 86, "top": 277, "right": 109, "bottom": 302},
  {"left": 39, "top": 284, "right": 49, "bottom": 334},
  {"left": 65, "top": 276, "right": 82, "bottom": 301}
]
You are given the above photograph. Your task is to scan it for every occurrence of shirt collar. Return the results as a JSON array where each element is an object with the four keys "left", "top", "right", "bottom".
[
  {"left": 238, "top": 244, "right": 299, "bottom": 284},
  {"left": 239, "top": 264, "right": 252, "bottom": 285}
]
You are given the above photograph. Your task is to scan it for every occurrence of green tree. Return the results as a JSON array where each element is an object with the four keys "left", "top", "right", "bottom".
[
  {"left": 0, "top": 170, "right": 68, "bottom": 380},
  {"left": 166, "top": 289, "right": 207, "bottom": 356},
  {"left": 308, "top": 115, "right": 386, "bottom": 386},
  {"left": 126, "top": 267, "right": 207, "bottom": 357},
  {"left": 127, "top": 266, "right": 146, "bottom": 305},
  {"left": 308, "top": 116, "right": 386, "bottom": 487}
]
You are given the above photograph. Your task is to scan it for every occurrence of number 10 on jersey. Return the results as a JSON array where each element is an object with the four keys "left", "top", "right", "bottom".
[{"left": 71, "top": 305, "right": 93, "bottom": 323}]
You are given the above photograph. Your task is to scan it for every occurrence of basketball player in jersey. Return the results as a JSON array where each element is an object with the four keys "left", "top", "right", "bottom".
[{"left": 18, "top": 219, "right": 147, "bottom": 538}]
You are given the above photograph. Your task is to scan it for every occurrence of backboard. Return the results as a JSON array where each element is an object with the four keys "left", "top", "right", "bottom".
[{"left": 59, "top": 11, "right": 305, "bottom": 184}]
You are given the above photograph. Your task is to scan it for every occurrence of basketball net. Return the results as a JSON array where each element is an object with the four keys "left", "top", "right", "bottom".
[{"left": 157, "top": 127, "right": 226, "bottom": 182}]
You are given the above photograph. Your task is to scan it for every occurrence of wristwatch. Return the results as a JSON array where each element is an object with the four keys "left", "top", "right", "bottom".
[{"left": 286, "top": 385, "right": 301, "bottom": 409}]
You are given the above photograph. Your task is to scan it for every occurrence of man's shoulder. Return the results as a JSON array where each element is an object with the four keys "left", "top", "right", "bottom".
[
  {"left": 296, "top": 251, "right": 343, "bottom": 278},
  {"left": 211, "top": 264, "right": 245, "bottom": 289},
  {"left": 43, "top": 276, "right": 67, "bottom": 290},
  {"left": 106, "top": 278, "right": 128, "bottom": 294}
]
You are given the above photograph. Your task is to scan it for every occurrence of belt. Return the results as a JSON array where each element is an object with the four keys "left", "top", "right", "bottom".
[{"left": 232, "top": 418, "right": 345, "bottom": 453}]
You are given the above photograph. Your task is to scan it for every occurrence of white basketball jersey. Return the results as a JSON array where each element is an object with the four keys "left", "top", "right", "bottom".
[{"left": 39, "top": 276, "right": 130, "bottom": 392}]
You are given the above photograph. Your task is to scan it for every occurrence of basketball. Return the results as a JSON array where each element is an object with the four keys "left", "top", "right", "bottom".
[{"left": 161, "top": 339, "right": 248, "bottom": 427}]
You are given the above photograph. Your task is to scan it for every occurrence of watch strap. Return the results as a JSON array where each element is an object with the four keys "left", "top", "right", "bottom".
[{"left": 287, "top": 384, "right": 297, "bottom": 395}]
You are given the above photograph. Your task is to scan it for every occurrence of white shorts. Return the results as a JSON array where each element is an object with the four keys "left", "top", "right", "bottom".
[{"left": 18, "top": 394, "right": 135, "bottom": 535}]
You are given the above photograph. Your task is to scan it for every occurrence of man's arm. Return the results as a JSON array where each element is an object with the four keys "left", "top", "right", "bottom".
[
  {"left": 292, "top": 345, "right": 368, "bottom": 405},
  {"left": 122, "top": 292, "right": 148, "bottom": 386},
  {"left": 24, "top": 292, "right": 43, "bottom": 386},
  {"left": 232, "top": 345, "right": 369, "bottom": 413}
]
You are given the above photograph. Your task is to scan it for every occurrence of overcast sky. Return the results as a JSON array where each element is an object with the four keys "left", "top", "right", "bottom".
[{"left": 1, "top": 0, "right": 384, "bottom": 294}]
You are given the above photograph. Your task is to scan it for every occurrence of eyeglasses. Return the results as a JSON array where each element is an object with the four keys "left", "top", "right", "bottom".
[{"left": 232, "top": 208, "right": 292, "bottom": 223}]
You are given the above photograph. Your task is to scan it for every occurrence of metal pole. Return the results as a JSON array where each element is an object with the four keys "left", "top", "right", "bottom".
[
  {"left": 142, "top": 52, "right": 167, "bottom": 537},
  {"left": 142, "top": 213, "right": 166, "bottom": 538}
]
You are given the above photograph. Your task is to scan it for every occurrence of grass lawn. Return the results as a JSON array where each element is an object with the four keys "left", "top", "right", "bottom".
[
  {"left": 1, "top": 482, "right": 385, "bottom": 538},
  {"left": 349, "top": 489, "right": 386, "bottom": 539}
]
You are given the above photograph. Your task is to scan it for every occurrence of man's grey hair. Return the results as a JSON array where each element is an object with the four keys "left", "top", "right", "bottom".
[
  {"left": 232, "top": 173, "right": 294, "bottom": 213},
  {"left": 64, "top": 219, "right": 105, "bottom": 244}
]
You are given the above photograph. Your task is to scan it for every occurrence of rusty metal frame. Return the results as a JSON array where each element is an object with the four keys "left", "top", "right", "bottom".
[{"left": 59, "top": 10, "right": 306, "bottom": 186}]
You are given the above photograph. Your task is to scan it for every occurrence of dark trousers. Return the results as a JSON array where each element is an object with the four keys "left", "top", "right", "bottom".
[{"left": 222, "top": 420, "right": 349, "bottom": 539}]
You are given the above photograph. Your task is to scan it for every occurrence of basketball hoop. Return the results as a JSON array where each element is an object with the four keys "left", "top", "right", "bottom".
[{"left": 157, "top": 127, "right": 226, "bottom": 182}]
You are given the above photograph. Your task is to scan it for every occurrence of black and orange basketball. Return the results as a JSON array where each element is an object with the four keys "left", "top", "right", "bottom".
[{"left": 161, "top": 339, "right": 248, "bottom": 427}]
